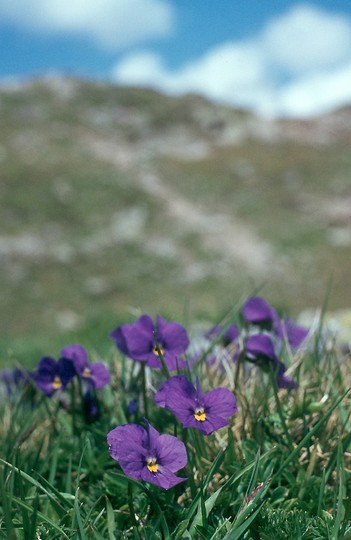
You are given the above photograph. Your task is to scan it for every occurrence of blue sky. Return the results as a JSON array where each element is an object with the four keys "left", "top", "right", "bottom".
[{"left": 1, "top": 0, "right": 351, "bottom": 117}]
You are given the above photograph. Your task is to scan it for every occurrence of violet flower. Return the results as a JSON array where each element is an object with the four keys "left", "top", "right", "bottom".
[
  {"left": 243, "top": 296, "right": 309, "bottom": 351},
  {"left": 206, "top": 324, "right": 240, "bottom": 347},
  {"left": 127, "top": 399, "right": 138, "bottom": 415},
  {"left": 245, "top": 334, "right": 298, "bottom": 389},
  {"left": 274, "top": 317, "right": 309, "bottom": 351},
  {"left": 242, "top": 296, "right": 275, "bottom": 326},
  {"left": 107, "top": 421, "right": 187, "bottom": 490},
  {"left": 31, "top": 356, "right": 75, "bottom": 396},
  {"left": 276, "top": 363, "right": 298, "bottom": 390},
  {"left": 155, "top": 376, "right": 237, "bottom": 435},
  {"left": 110, "top": 314, "right": 189, "bottom": 371},
  {"left": 82, "top": 389, "right": 100, "bottom": 423},
  {"left": 244, "top": 334, "right": 278, "bottom": 365},
  {"left": 61, "top": 344, "right": 110, "bottom": 389}
]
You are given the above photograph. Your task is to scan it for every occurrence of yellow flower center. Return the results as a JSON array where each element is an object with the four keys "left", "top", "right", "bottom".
[
  {"left": 52, "top": 376, "right": 62, "bottom": 390},
  {"left": 152, "top": 344, "right": 164, "bottom": 357},
  {"left": 82, "top": 367, "right": 91, "bottom": 378},
  {"left": 194, "top": 407, "right": 206, "bottom": 422},
  {"left": 146, "top": 457, "right": 159, "bottom": 473}
]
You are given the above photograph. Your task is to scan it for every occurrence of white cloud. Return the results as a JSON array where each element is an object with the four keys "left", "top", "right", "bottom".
[
  {"left": 0, "top": 0, "right": 174, "bottom": 50},
  {"left": 277, "top": 63, "right": 351, "bottom": 117},
  {"left": 112, "top": 43, "right": 275, "bottom": 112},
  {"left": 262, "top": 5, "right": 351, "bottom": 74},
  {"left": 115, "top": 52, "right": 167, "bottom": 86},
  {"left": 111, "top": 4, "right": 351, "bottom": 118}
]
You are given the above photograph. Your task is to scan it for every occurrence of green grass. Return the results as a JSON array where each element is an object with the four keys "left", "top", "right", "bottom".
[{"left": 0, "top": 299, "right": 350, "bottom": 539}]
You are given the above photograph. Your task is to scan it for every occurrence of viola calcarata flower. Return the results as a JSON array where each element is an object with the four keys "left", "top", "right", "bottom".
[
  {"left": 31, "top": 356, "right": 75, "bottom": 396},
  {"left": 107, "top": 421, "right": 187, "bottom": 490},
  {"left": 155, "top": 375, "right": 237, "bottom": 435},
  {"left": 244, "top": 333, "right": 298, "bottom": 389},
  {"left": 110, "top": 314, "right": 189, "bottom": 371},
  {"left": 61, "top": 344, "right": 110, "bottom": 389}
]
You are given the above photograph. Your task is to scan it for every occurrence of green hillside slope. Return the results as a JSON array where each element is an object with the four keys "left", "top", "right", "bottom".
[{"left": 1, "top": 76, "right": 350, "bottom": 365}]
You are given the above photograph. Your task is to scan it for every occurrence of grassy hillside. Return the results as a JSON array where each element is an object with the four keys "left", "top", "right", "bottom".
[{"left": 1, "top": 76, "right": 350, "bottom": 366}]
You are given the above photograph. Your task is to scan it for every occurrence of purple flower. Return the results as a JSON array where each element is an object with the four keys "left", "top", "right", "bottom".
[
  {"left": 244, "top": 334, "right": 278, "bottom": 364},
  {"left": 276, "top": 363, "right": 298, "bottom": 390},
  {"left": 61, "top": 344, "right": 110, "bottom": 389},
  {"left": 31, "top": 356, "right": 75, "bottom": 396},
  {"left": 82, "top": 390, "right": 100, "bottom": 423},
  {"left": 155, "top": 376, "right": 237, "bottom": 435},
  {"left": 127, "top": 399, "right": 138, "bottom": 415},
  {"left": 242, "top": 297, "right": 275, "bottom": 325},
  {"left": 242, "top": 297, "right": 309, "bottom": 351},
  {"left": 274, "top": 318, "right": 309, "bottom": 351},
  {"left": 107, "top": 421, "right": 187, "bottom": 490},
  {"left": 206, "top": 324, "right": 240, "bottom": 346},
  {"left": 245, "top": 334, "right": 298, "bottom": 389},
  {"left": 110, "top": 314, "right": 189, "bottom": 371}
]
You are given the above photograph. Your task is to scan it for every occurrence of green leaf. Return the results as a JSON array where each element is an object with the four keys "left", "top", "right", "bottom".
[
  {"left": 189, "top": 487, "right": 223, "bottom": 536},
  {"left": 106, "top": 497, "right": 116, "bottom": 540},
  {"left": 172, "top": 519, "right": 190, "bottom": 540},
  {"left": 10, "top": 495, "right": 70, "bottom": 539}
]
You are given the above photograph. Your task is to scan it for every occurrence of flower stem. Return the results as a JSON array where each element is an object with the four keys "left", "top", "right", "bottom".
[
  {"left": 127, "top": 481, "right": 141, "bottom": 537},
  {"left": 141, "top": 363, "right": 149, "bottom": 418},
  {"left": 234, "top": 351, "right": 244, "bottom": 391},
  {"left": 269, "top": 366, "right": 294, "bottom": 453},
  {"left": 153, "top": 336, "right": 171, "bottom": 379}
]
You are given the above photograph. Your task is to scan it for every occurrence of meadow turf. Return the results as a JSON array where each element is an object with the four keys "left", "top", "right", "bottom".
[{"left": 0, "top": 300, "right": 350, "bottom": 539}]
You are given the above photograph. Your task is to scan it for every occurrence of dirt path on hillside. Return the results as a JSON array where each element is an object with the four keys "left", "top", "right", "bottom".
[
  {"left": 137, "top": 170, "right": 275, "bottom": 273},
  {"left": 87, "top": 136, "right": 279, "bottom": 275}
]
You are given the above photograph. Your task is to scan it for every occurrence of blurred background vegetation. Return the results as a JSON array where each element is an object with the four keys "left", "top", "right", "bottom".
[{"left": 1, "top": 76, "right": 351, "bottom": 366}]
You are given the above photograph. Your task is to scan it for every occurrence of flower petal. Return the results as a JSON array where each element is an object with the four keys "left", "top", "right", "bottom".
[
  {"left": 276, "top": 362, "right": 298, "bottom": 389},
  {"left": 277, "top": 318, "right": 309, "bottom": 350},
  {"left": 107, "top": 424, "right": 147, "bottom": 462},
  {"left": 160, "top": 352, "right": 187, "bottom": 371},
  {"left": 155, "top": 376, "right": 196, "bottom": 415},
  {"left": 245, "top": 334, "right": 278, "bottom": 363},
  {"left": 35, "top": 356, "right": 57, "bottom": 377},
  {"left": 242, "top": 297, "right": 274, "bottom": 324},
  {"left": 60, "top": 344, "right": 88, "bottom": 374},
  {"left": 90, "top": 362, "right": 110, "bottom": 388},
  {"left": 203, "top": 387, "right": 237, "bottom": 419},
  {"left": 110, "top": 315, "right": 154, "bottom": 361},
  {"left": 57, "top": 358, "right": 76, "bottom": 387},
  {"left": 156, "top": 316, "right": 189, "bottom": 354},
  {"left": 140, "top": 466, "right": 187, "bottom": 490},
  {"left": 156, "top": 434, "right": 187, "bottom": 472}
]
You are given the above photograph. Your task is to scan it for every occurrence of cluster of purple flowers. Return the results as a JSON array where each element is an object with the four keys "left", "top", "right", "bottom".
[
  {"left": 106, "top": 306, "right": 308, "bottom": 489},
  {"left": 241, "top": 296, "right": 309, "bottom": 389},
  {"left": 1, "top": 298, "right": 309, "bottom": 492},
  {"left": 242, "top": 296, "right": 309, "bottom": 351},
  {"left": 26, "top": 345, "right": 111, "bottom": 423},
  {"left": 199, "top": 296, "right": 309, "bottom": 389},
  {"left": 107, "top": 315, "right": 238, "bottom": 489},
  {"left": 0, "top": 345, "right": 109, "bottom": 423},
  {"left": 107, "top": 376, "right": 238, "bottom": 489},
  {"left": 31, "top": 344, "right": 110, "bottom": 397}
]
